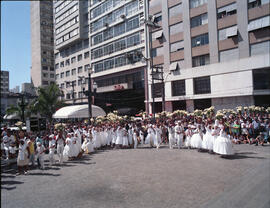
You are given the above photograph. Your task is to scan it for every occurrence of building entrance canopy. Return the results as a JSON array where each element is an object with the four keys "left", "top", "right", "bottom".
[{"left": 53, "top": 104, "right": 106, "bottom": 119}]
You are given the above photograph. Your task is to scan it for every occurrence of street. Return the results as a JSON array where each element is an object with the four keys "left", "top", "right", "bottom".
[{"left": 1, "top": 144, "right": 270, "bottom": 208}]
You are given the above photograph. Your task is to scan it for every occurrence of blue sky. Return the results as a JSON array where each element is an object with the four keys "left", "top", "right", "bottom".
[{"left": 1, "top": 1, "right": 31, "bottom": 89}]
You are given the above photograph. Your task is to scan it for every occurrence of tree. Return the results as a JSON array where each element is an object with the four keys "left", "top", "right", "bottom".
[{"left": 35, "top": 83, "right": 65, "bottom": 122}]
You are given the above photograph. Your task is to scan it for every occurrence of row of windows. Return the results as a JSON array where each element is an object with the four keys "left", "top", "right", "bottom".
[
  {"left": 55, "top": 0, "right": 73, "bottom": 14},
  {"left": 191, "top": 33, "right": 209, "bottom": 47},
  {"left": 93, "top": 49, "right": 142, "bottom": 73},
  {"left": 55, "top": 4, "right": 78, "bottom": 24},
  {"left": 56, "top": 16, "right": 79, "bottom": 35},
  {"left": 96, "top": 71, "right": 144, "bottom": 88},
  {"left": 43, "top": 73, "right": 55, "bottom": 79},
  {"left": 190, "top": 0, "right": 207, "bottom": 9},
  {"left": 248, "top": 0, "right": 270, "bottom": 9},
  {"left": 57, "top": 64, "right": 90, "bottom": 79},
  {"left": 56, "top": 28, "right": 79, "bottom": 45},
  {"left": 92, "top": 16, "right": 140, "bottom": 46},
  {"left": 172, "top": 76, "right": 210, "bottom": 96},
  {"left": 91, "top": 0, "right": 139, "bottom": 32},
  {"left": 91, "top": 33, "right": 140, "bottom": 60},
  {"left": 91, "top": 0, "right": 126, "bottom": 19},
  {"left": 55, "top": 52, "right": 89, "bottom": 69}
]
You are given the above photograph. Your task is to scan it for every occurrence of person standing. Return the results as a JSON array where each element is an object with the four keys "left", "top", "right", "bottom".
[
  {"left": 175, "top": 122, "right": 184, "bottom": 149},
  {"left": 27, "top": 137, "right": 36, "bottom": 167},
  {"left": 36, "top": 142, "right": 46, "bottom": 170},
  {"left": 48, "top": 135, "right": 56, "bottom": 166},
  {"left": 17, "top": 131, "right": 30, "bottom": 175},
  {"left": 168, "top": 123, "right": 175, "bottom": 149},
  {"left": 56, "top": 131, "right": 65, "bottom": 165}
]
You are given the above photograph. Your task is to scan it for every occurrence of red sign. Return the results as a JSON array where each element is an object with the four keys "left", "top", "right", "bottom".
[{"left": 114, "top": 84, "right": 125, "bottom": 90}]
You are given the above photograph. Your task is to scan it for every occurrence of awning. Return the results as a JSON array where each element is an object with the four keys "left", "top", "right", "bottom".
[
  {"left": 53, "top": 104, "right": 106, "bottom": 119},
  {"left": 226, "top": 25, "right": 238, "bottom": 37},
  {"left": 169, "top": 62, "right": 179, "bottom": 71},
  {"left": 155, "top": 30, "right": 163, "bottom": 39},
  {"left": 3, "top": 113, "right": 20, "bottom": 120}
]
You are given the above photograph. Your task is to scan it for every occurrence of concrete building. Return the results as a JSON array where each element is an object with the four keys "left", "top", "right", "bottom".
[
  {"left": 10, "top": 86, "right": 20, "bottom": 93},
  {"left": 54, "top": 0, "right": 146, "bottom": 112},
  {"left": 1, "top": 70, "right": 9, "bottom": 94},
  {"left": 31, "top": 0, "right": 55, "bottom": 88},
  {"left": 53, "top": 0, "right": 270, "bottom": 113},
  {"left": 146, "top": 0, "right": 270, "bottom": 113},
  {"left": 21, "top": 83, "right": 36, "bottom": 95}
]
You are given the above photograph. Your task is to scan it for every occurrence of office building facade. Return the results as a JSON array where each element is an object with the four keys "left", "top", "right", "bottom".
[
  {"left": 147, "top": 0, "right": 270, "bottom": 113},
  {"left": 31, "top": 0, "right": 55, "bottom": 88}
]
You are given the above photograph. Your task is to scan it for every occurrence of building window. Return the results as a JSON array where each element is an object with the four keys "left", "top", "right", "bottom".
[
  {"left": 66, "top": 93, "right": 70, "bottom": 99},
  {"left": 65, "top": 59, "right": 70, "bottom": 66},
  {"left": 250, "top": 41, "right": 270, "bottom": 56},
  {"left": 77, "top": 54, "right": 82, "bottom": 61},
  {"left": 190, "top": 0, "right": 208, "bottom": 9},
  {"left": 84, "top": 51, "right": 90, "bottom": 59},
  {"left": 66, "top": 71, "right": 70, "bottom": 77},
  {"left": 50, "top": 67, "right": 54, "bottom": 71},
  {"left": 248, "top": 0, "right": 269, "bottom": 9},
  {"left": 172, "top": 80, "right": 185, "bottom": 96},
  {"left": 61, "top": 83, "right": 64, "bottom": 89},
  {"left": 253, "top": 68, "right": 270, "bottom": 90},
  {"left": 42, "top": 66, "right": 48, "bottom": 70},
  {"left": 84, "top": 64, "right": 90, "bottom": 72},
  {"left": 247, "top": 16, "right": 270, "bottom": 32},
  {"left": 218, "top": 25, "right": 238, "bottom": 41},
  {"left": 190, "top": 13, "right": 208, "bottom": 28},
  {"left": 71, "top": 56, "right": 76, "bottom": 63},
  {"left": 78, "top": 67, "right": 83, "bottom": 73},
  {"left": 55, "top": 63, "right": 59, "bottom": 69},
  {"left": 50, "top": 74, "right": 54, "bottom": 78},
  {"left": 194, "top": 76, "right": 211, "bottom": 94},
  {"left": 43, "top": 73, "right": 48, "bottom": 78},
  {"left": 56, "top": 74, "right": 59, "bottom": 80},
  {"left": 60, "top": 61, "right": 64, "bottom": 67},
  {"left": 191, "top": 33, "right": 209, "bottom": 47},
  {"left": 217, "top": 3, "right": 237, "bottom": 19},
  {"left": 170, "top": 22, "right": 183, "bottom": 35},
  {"left": 192, "top": 54, "right": 210, "bottom": 67},
  {"left": 94, "top": 62, "right": 104, "bottom": 73},
  {"left": 60, "top": 72, "right": 64, "bottom": 78},
  {"left": 170, "top": 41, "right": 184, "bottom": 53},
  {"left": 71, "top": 68, "right": 76, "bottom": 75},
  {"left": 42, "top": 81, "right": 49, "bottom": 85},
  {"left": 219, "top": 48, "right": 239, "bottom": 62},
  {"left": 194, "top": 98, "right": 212, "bottom": 110},
  {"left": 154, "top": 12, "right": 162, "bottom": 23}
]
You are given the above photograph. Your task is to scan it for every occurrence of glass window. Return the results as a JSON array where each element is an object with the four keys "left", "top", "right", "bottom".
[
  {"left": 194, "top": 76, "right": 211, "bottom": 94},
  {"left": 191, "top": 33, "right": 209, "bottom": 47},
  {"left": 126, "top": 0, "right": 139, "bottom": 16},
  {"left": 217, "top": 3, "right": 237, "bottom": 19},
  {"left": 169, "top": 4, "right": 182, "bottom": 18},
  {"left": 115, "top": 55, "right": 126, "bottom": 67},
  {"left": 190, "top": 13, "right": 208, "bottom": 28},
  {"left": 103, "top": 27, "right": 114, "bottom": 41},
  {"left": 219, "top": 48, "right": 239, "bottom": 62},
  {"left": 71, "top": 68, "right": 76, "bottom": 75},
  {"left": 104, "top": 59, "right": 114, "bottom": 70},
  {"left": 78, "top": 67, "right": 83, "bottom": 73},
  {"left": 114, "top": 38, "right": 126, "bottom": 52},
  {"left": 103, "top": 43, "right": 114, "bottom": 56},
  {"left": 84, "top": 52, "right": 90, "bottom": 59},
  {"left": 94, "top": 62, "right": 104, "bottom": 73},
  {"left": 250, "top": 41, "right": 270, "bottom": 56},
  {"left": 253, "top": 68, "right": 270, "bottom": 90},
  {"left": 192, "top": 54, "right": 210, "bottom": 67},
  {"left": 126, "top": 16, "right": 139, "bottom": 31},
  {"left": 114, "top": 22, "right": 126, "bottom": 36},
  {"left": 127, "top": 33, "right": 140, "bottom": 47},
  {"left": 66, "top": 71, "right": 70, "bottom": 77},
  {"left": 190, "top": 0, "right": 208, "bottom": 9},
  {"left": 170, "top": 22, "right": 183, "bottom": 35},
  {"left": 78, "top": 54, "right": 83, "bottom": 61},
  {"left": 172, "top": 80, "right": 185, "bottom": 96}
]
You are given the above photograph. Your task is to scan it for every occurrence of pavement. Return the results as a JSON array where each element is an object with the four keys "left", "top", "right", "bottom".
[{"left": 1, "top": 144, "right": 270, "bottom": 208}]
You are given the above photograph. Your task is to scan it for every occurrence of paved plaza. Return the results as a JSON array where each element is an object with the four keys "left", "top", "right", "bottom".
[{"left": 1, "top": 144, "right": 270, "bottom": 208}]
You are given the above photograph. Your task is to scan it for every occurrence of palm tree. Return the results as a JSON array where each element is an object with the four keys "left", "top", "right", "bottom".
[{"left": 35, "top": 83, "right": 65, "bottom": 122}]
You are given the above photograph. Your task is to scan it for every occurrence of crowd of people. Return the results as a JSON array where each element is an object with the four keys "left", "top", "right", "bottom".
[{"left": 1, "top": 107, "right": 269, "bottom": 175}]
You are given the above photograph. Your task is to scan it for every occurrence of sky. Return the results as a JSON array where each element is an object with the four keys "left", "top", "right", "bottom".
[{"left": 1, "top": 1, "right": 31, "bottom": 90}]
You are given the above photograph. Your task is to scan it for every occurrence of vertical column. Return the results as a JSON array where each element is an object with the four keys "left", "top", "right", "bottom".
[
  {"left": 162, "top": 0, "right": 170, "bottom": 73},
  {"left": 237, "top": 0, "right": 250, "bottom": 58},
  {"left": 185, "top": 78, "right": 194, "bottom": 112},
  {"left": 207, "top": 0, "right": 219, "bottom": 64},
  {"left": 165, "top": 101, "right": 173, "bottom": 112},
  {"left": 182, "top": 0, "right": 192, "bottom": 68}
]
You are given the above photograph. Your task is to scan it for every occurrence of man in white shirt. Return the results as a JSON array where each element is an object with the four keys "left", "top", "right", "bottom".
[
  {"left": 48, "top": 135, "right": 56, "bottom": 166},
  {"left": 175, "top": 122, "right": 184, "bottom": 149},
  {"left": 56, "top": 132, "right": 65, "bottom": 165}
]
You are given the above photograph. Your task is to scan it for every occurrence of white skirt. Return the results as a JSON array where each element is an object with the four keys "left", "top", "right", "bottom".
[
  {"left": 169, "top": 134, "right": 175, "bottom": 144},
  {"left": 213, "top": 135, "right": 234, "bottom": 155},
  {"left": 145, "top": 133, "right": 155, "bottom": 145},
  {"left": 185, "top": 136, "right": 192, "bottom": 147},
  {"left": 115, "top": 136, "right": 123, "bottom": 145},
  {"left": 122, "top": 136, "right": 129, "bottom": 146},
  {"left": 93, "top": 136, "right": 101, "bottom": 148},
  {"left": 63, "top": 144, "right": 74, "bottom": 158},
  {"left": 202, "top": 132, "right": 214, "bottom": 150},
  {"left": 190, "top": 133, "right": 202, "bottom": 149}
]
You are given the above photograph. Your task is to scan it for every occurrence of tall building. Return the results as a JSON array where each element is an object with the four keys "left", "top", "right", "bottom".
[
  {"left": 53, "top": 0, "right": 270, "bottom": 113},
  {"left": 21, "top": 83, "right": 36, "bottom": 95},
  {"left": 54, "top": 0, "right": 146, "bottom": 112},
  {"left": 10, "top": 86, "right": 20, "bottom": 93},
  {"left": 31, "top": 0, "right": 55, "bottom": 88},
  {"left": 146, "top": 0, "right": 270, "bottom": 113},
  {"left": 0, "top": 70, "right": 9, "bottom": 94}
]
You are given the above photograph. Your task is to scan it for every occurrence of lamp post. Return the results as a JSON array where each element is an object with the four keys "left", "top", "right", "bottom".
[
  {"left": 65, "top": 81, "right": 75, "bottom": 105},
  {"left": 87, "top": 66, "right": 93, "bottom": 123}
]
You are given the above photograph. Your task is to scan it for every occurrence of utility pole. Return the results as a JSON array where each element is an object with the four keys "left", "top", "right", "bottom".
[{"left": 88, "top": 69, "right": 92, "bottom": 123}]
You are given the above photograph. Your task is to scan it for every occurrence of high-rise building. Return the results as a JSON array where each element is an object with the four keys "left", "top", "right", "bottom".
[
  {"left": 54, "top": 0, "right": 147, "bottom": 112},
  {"left": 0, "top": 70, "right": 9, "bottom": 94},
  {"left": 21, "top": 83, "right": 36, "bottom": 95},
  {"left": 10, "top": 86, "right": 20, "bottom": 93},
  {"left": 31, "top": 0, "right": 55, "bottom": 88},
  {"left": 52, "top": 0, "right": 270, "bottom": 113},
  {"left": 146, "top": 0, "right": 270, "bottom": 113}
]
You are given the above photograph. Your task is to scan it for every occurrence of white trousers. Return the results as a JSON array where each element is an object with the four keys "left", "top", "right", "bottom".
[
  {"left": 176, "top": 135, "right": 183, "bottom": 149},
  {"left": 57, "top": 145, "right": 64, "bottom": 164},
  {"left": 169, "top": 134, "right": 175, "bottom": 149},
  {"left": 49, "top": 148, "right": 55, "bottom": 165},
  {"left": 37, "top": 155, "right": 44, "bottom": 169}
]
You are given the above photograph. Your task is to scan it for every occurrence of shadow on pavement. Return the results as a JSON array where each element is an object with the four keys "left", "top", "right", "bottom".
[{"left": 222, "top": 152, "right": 266, "bottom": 160}]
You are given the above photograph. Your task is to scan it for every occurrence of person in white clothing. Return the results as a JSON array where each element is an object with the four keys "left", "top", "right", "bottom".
[
  {"left": 175, "top": 122, "right": 184, "bottom": 149},
  {"left": 56, "top": 132, "right": 65, "bottom": 165},
  {"left": 48, "top": 135, "right": 56, "bottom": 166},
  {"left": 168, "top": 123, "right": 175, "bottom": 149},
  {"left": 154, "top": 124, "right": 162, "bottom": 149},
  {"left": 36, "top": 142, "right": 45, "bottom": 169}
]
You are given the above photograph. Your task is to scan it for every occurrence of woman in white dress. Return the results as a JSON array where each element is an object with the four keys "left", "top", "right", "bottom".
[
  {"left": 168, "top": 123, "right": 175, "bottom": 149},
  {"left": 154, "top": 124, "right": 162, "bottom": 149},
  {"left": 81, "top": 133, "right": 94, "bottom": 154},
  {"left": 63, "top": 134, "right": 73, "bottom": 160},
  {"left": 71, "top": 135, "right": 80, "bottom": 158},
  {"left": 128, "top": 125, "right": 133, "bottom": 147},
  {"left": 211, "top": 125, "right": 220, "bottom": 153},
  {"left": 145, "top": 124, "right": 155, "bottom": 148},
  {"left": 213, "top": 125, "right": 234, "bottom": 156},
  {"left": 139, "top": 128, "right": 144, "bottom": 145},
  {"left": 111, "top": 126, "right": 117, "bottom": 147},
  {"left": 202, "top": 123, "right": 214, "bottom": 152},
  {"left": 115, "top": 126, "right": 123, "bottom": 148},
  {"left": 185, "top": 125, "right": 193, "bottom": 148},
  {"left": 122, "top": 128, "right": 129, "bottom": 148},
  {"left": 190, "top": 124, "right": 203, "bottom": 149}
]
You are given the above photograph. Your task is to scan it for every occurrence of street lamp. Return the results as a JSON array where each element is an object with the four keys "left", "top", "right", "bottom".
[{"left": 86, "top": 66, "right": 93, "bottom": 123}]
